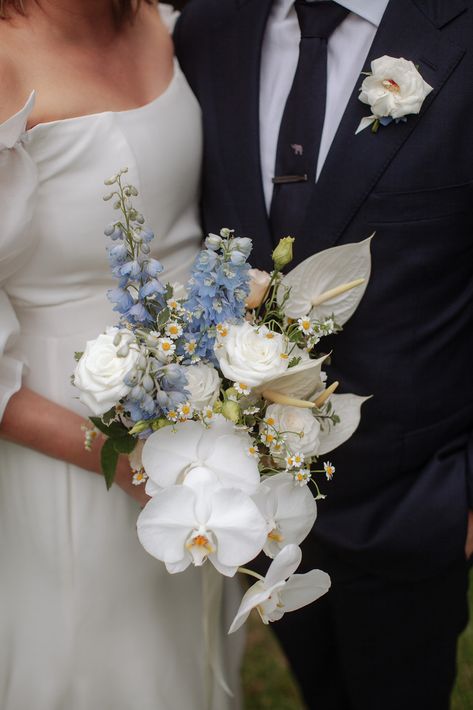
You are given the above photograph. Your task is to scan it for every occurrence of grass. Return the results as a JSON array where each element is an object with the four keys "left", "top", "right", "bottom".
[{"left": 242, "top": 573, "right": 473, "bottom": 710}]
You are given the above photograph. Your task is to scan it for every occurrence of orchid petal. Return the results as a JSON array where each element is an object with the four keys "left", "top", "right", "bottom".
[
  {"left": 262, "top": 474, "right": 317, "bottom": 558},
  {"left": 206, "top": 434, "right": 261, "bottom": 494},
  {"left": 281, "top": 237, "right": 372, "bottom": 324},
  {"left": 318, "top": 393, "right": 370, "bottom": 455},
  {"left": 280, "top": 569, "right": 331, "bottom": 612},
  {"left": 228, "top": 581, "right": 266, "bottom": 634},
  {"left": 265, "top": 544, "right": 302, "bottom": 588},
  {"left": 141, "top": 420, "right": 204, "bottom": 487},
  {"left": 136, "top": 486, "right": 196, "bottom": 565},
  {"left": 228, "top": 579, "right": 286, "bottom": 634},
  {"left": 207, "top": 488, "right": 268, "bottom": 567}
]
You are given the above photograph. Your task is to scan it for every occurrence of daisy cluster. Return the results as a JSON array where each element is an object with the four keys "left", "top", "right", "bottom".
[{"left": 73, "top": 174, "right": 372, "bottom": 633}]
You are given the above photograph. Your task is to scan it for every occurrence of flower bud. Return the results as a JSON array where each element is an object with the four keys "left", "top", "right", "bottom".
[
  {"left": 129, "top": 420, "right": 151, "bottom": 435},
  {"left": 272, "top": 237, "right": 295, "bottom": 271},
  {"left": 225, "top": 387, "right": 238, "bottom": 402},
  {"left": 246, "top": 268, "right": 271, "bottom": 308},
  {"left": 222, "top": 399, "right": 240, "bottom": 423},
  {"left": 205, "top": 233, "right": 222, "bottom": 251}
]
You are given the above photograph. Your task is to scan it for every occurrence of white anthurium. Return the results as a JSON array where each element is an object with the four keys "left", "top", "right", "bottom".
[
  {"left": 263, "top": 403, "right": 321, "bottom": 458},
  {"left": 142, "top": 415, "right": 260, "bottom": 495},
  {"left": 228, "top": 544, "right": 331, "bottom": 633},
  {"left": 256, "top": 352, "right": 327, "bottom": 401},
  {"left": 318, "top": 393, "right": 370, "bottom": 455},
  {"left": 253, "top": 473, "right": 317, "bottom": 558},
  {"left": 137, "top": 472, "right": 268, "bottom": 577},
  {"left": 280, "top": 237, "right": 372, "bottom": 324}
]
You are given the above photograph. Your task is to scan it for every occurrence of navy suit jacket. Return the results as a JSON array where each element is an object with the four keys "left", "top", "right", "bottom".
[{"left": 175, "top": 0, "right": 473, "bottom": 580}]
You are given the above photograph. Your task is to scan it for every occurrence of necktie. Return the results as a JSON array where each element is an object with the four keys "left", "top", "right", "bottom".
[{"left": 269, "top": 1, "right": 349, "bottom": 241}]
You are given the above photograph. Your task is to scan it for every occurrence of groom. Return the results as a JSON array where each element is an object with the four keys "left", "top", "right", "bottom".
[{"left": 175, "top": 1, "right": 473, "bottom": 708}]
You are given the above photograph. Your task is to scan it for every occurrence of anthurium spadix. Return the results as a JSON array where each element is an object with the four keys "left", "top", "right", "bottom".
[
  {"left": 253, "top": 473, "right": 317, "bottom": 558},
  {"left": 280, "top": 237, "right": 373, "bottom": 324},
  {"left": 142, "top": 415, "right": 260, "bottom": 496},
  {"left": 137, "top": 469, "right": 268, "bottom": 576},
  {"left": 318, "top": 393, "right": 370, "bottom": 455},
  {"left": 229, "top": 545, "right": 331, "bottom": 633}
]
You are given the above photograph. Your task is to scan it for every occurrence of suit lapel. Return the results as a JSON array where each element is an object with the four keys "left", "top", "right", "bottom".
[
  {"left": 211, "top": 0, "right": 273, "bottom": 262},
  {"left": 294, "top": 0, "right": 466, "bottom": 261}
]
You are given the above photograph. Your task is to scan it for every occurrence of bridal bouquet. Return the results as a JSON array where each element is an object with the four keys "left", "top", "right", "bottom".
[{"left": 74, "top": 169, "right": 371, "bottom": 633}]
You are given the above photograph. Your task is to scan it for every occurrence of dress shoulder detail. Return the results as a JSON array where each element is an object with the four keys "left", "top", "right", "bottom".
[
  {"left": 0, "top": 91, "right": 35, "bottom": 150},
  {"left": 158, "top": 3, "right": 180, "bottom": 33}
]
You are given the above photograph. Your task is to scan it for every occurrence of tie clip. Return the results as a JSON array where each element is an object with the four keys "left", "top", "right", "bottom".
[{"left": 272, "top": 174, "right": 308, "bottom": 184}]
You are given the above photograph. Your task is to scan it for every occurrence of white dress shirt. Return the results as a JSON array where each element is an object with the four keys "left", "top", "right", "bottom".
[{"left": 259, "top": 0, "right": 390, "bottom": 210}]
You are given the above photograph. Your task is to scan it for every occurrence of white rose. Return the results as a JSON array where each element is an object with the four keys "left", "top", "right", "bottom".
[
  {"left": 214, "top": 322, "right": 289, "bottom": 389},
  {"left": 263, "top": 404, "right": 320, "bottom": 458},
  {"left": 359, "top": 56, "right": 433, "bottom": 119},
  {"left": 184, "top": 363, "right": 221, "bottom": 410},
  {"left": 74, "top": 327, "right": 140, "bottom": 415}
]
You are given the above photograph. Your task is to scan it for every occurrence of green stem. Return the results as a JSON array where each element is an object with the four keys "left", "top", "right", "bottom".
[{"left": 238, "top": 567, "right": 264, "bottom": 581}]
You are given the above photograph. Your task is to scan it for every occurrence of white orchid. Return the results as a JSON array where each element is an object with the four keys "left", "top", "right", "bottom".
[
  {"left": 253, "top": 473, "right": 317, "bottom": 558},
  {"left": 137, "top": 469, "right": 268, "bottom": 577},
  {"left": 229, "top": 545, "right": 331, "bottom": 633},
  {"left": 280, "top": 238, "right": 372, "bottom": 324},
  {"left": 142, "top": 415, "right": 260, "bottom": 496}
]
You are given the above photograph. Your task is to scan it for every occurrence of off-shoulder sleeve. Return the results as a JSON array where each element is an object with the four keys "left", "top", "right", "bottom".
[{"left": 0, "top": 91, "right": 38, "bottom": 421}]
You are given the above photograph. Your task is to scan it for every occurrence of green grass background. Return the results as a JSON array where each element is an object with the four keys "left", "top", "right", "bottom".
[{"left": 242, "top": 572, "right": 473, "bottom": 710}]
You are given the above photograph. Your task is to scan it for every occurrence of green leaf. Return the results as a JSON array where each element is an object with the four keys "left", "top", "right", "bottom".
[
  {"left": 74, "top": 351, "right": 83, "bottom": 362},
  {"left": 112, "top": 436, "right": 137, "bottom": 455},
  {"left": 89, "top": 417, "right": 128, "bottom": 438},
  {"left": 288, "top": 356, "right": 302, "bottom": 368},
  {"left": 102, "top": 407, "right": 116, "bottom": 425},
  {"left": 101, "top": 438, "right": 119, "bottom": 490},
  {"left": 157, "top": 307, "right": 171, "bottom": 329}
]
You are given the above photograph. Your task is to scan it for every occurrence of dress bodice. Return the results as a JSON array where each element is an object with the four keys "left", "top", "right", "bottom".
[{"left": 0, "top": 30, "right": 202, "bottom": 417}]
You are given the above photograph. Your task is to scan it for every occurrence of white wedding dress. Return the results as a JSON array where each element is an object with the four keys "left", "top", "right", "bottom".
[{"left": 0, "top": 8, "right": 243, "bottom": 710}]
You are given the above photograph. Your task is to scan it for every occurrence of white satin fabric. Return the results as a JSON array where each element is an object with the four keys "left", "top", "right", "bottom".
[{"left": 0, "top": 10, "right": 243, "bottom": 709}]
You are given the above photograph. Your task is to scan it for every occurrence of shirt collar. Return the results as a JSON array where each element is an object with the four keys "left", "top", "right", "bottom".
[{"left": 278, "top": 0, "right": 389, "bottom": 28}]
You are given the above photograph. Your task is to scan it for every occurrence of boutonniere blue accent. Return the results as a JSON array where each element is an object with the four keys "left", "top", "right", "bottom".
[{"left": 356, "top": 56, "right": 433, "bottom": 134}]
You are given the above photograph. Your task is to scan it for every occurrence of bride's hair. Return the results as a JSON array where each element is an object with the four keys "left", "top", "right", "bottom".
[{"left": 0, "top": 0, "right": 154, "bottom": 22}]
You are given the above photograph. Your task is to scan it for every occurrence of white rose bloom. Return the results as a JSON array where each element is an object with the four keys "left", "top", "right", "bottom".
[
  {"left": 214, "top": 322, "right": 289, "bottom": 389},
  {"left": 264, "top": 403, "right": 320, "bottom": 458},
  {"left": 184, "top": 363, "right": 221, "bottom": 410},
  {"left": 359, "top": 56, "right": 433, "bottom": 120},
  {"left": 74, "top": 327, "right": 140, "bottom": 415}
]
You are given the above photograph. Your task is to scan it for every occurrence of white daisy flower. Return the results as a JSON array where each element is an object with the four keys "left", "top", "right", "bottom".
[
  {"left": 293, "top": 468, "right": 312, "bottom": 486},
  {"left": 177, "top": 402, "right": 194, "bottom": 421},
  {"left": 247, "top": 445, "right": 259, "bottom": 459},
  {"left": 165, "top": 321, "right": 183, "bottom": 339},
  {"left": 235, "top": 382, "right": 251, "bottom": 396},
  {"left": 297, "top": 317, "right": 314, "bottom": 334},
  {"left": 157, "top": 337, "right": 176, "bottom": 359},
  {"left": 132, "top": 469, "right": 148, "bottom": 486},
  {"left": 323, "top": 461, "right": 335, "bottom": 481}
]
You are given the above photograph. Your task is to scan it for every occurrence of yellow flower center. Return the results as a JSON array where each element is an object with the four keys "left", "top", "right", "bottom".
[{"left": 268, "top": 528, "right": 284, "bottom": 543}]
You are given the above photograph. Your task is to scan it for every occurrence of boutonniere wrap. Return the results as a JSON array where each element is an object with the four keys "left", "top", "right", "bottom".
[{"left": 356, "top": 56, "right": 433, "bottom": 134}]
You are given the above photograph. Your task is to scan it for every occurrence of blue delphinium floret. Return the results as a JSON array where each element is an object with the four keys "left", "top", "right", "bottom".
[{"left": 179, "top": 229, "right": 251, "bottom": 362}]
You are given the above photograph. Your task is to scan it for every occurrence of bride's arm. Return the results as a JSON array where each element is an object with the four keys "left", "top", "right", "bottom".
[{"left": 0, "top": 387, "right": 149, "bottom": 506}]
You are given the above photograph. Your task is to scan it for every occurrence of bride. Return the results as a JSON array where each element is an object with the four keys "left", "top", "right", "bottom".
[{"left": 0, "top": 1, "right": 242, "bottom": 708}]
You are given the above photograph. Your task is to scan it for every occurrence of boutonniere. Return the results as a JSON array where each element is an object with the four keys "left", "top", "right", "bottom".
[{"left": 356, "top": 56, "right": 433, "bottom": 134}]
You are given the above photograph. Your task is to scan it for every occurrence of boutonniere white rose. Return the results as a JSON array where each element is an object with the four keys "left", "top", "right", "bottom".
[{"left": 356, "top": 56, "right": 433, "bottom": 135}]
